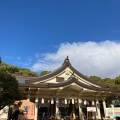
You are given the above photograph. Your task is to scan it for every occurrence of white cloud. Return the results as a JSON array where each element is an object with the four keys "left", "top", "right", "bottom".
[{"left": 31, "top": 40, "right": 120, "bottom": 78}]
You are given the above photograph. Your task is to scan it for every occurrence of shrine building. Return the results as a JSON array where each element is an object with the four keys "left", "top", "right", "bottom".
[{"left": 18, "top": 57, "right": 120, "bottom": 120}]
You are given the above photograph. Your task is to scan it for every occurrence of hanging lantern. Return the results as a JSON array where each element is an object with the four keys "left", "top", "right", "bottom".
[
  {"left": 72, "top": 99, "right": 74, "bottom": 104},
  {"left": 92, "top": 100, "right": 95, "bottom": 105},
  {"left": 41, "top": 98, "right": 44, "bottom": 104},
  {"left": 51, "top": 98, "right": 54, "bottom": 104},
  {"left": 65, "top": 99, "right": 67, "bottom": 104},
  {"left": 84, "top": 100, "right": 87, "bottom": 105}
]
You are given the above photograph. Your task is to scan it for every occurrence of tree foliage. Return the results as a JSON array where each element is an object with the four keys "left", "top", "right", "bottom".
[
  {"left": 40, "top": 70, "right": 51, "bottom": 76},
  {"left": 89, "top": 76, "right": 101, "bottom": 82},
  {"left": 115, "top": 76, "right": 120, "bottom": 85},
  {"left": 0, "top": 70, "right": 22, "bottom": 109},
  {"left": 89, "top": 76, "right": 120, "bottom": 88},
  {"left": 0, "top": 62, "right": 38, "bottom": 76}
]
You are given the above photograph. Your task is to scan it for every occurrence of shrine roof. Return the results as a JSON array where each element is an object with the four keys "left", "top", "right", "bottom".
[
  {"left": 19, "top": 76, "right": 120, "bottom": 92},
  {"left": 25, "top": 57, "right": 106, "bottom": 88}
]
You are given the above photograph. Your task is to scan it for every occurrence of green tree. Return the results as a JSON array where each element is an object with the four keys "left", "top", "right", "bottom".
[
  {"left": 0, "top": 70, "right": 22, "bottom": 109},
  {"left": 0, "top": 62, "right": 38, "bottom": 76},
  {"left": 100, "top": 78, "right": 114, "bottom": 88},
  {"left": 89, "top": 76, "right": 101, "bottom": 82},
  {"left": 115, "top": 76, "right": 120, "bottom": 85},
  {"left": 40, "top": 70, "right": 51, "bottom": 76},
  {"left": 89, "top": 76, "right": 120, "bottom": 88}
]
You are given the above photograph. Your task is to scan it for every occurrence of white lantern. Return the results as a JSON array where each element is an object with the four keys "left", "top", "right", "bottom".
[
  {"left": 84, "top": 100, "right": 87, "bottom": 105},
  {"left": 92, "top": 100, "right": 95, "bottom": 105},
  {"left": 65, "top": 99, "right": 67, "bottom": 104},
  {"left": 51, "top": 98, "right": 54, "bottom": 104},
  {"left": 72, "top": 99, "right": 74, "bottom": 104},
  {"left": 41, "top": 98, "right": 44, "bottom": 104}
]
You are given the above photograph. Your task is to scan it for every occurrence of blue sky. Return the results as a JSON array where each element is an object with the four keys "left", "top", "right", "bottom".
[{"left": 0, "top": 0, "right": 120, "bottom": 78}]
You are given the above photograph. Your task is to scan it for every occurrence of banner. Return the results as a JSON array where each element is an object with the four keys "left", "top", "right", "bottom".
[
  {"left": 87, "top": 107, "right": 96, "bottom": 112},
  {"left": 105, "top": 108, "right": 114, "bottom": 116},
  {"left": 106, "top": 107, "right": 120, "bottom": 117},
  {"left": 114, "top": 108, "right": 120, "bottom": 117}
]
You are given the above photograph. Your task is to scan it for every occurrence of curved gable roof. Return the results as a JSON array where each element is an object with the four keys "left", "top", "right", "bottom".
[
  {"left": 20, "top": 76, "right": 120, "bottom": 92},
  {"left": 25, "top": 57, "right": 71, "bottom": 83},
  {"left": 25, "top": 57, "right": 106, "bottom": 87}
]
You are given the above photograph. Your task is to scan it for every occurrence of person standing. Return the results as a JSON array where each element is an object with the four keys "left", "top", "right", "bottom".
[{"left": 70, "top": 111, "right": 75, "bottom": 120}]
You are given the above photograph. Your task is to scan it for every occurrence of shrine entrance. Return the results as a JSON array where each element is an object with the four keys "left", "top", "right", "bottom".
[{"left": 38, "top": 103, "right": 50, "bottom": 120}]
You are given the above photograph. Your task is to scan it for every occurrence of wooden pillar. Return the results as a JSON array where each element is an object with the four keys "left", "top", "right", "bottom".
[
  {"left": 34, "top": 95, "right": 38, "bottom": 120},
  {"left": 27, "top": 88, "right": 30, "bottom": 101},
  {"left": 110, "top": 101, "right": 115, "bottom": 120},
  {"left": 96, "top": 99, "right": 101, "bottom": 120},
  {"left": 50, "top": 99, "right": 54, "bottom": 116},
  {"left": 55, "top": 97, "right": 60, "bottom": 119},
  {"left": 78, "top": 99, "right": 84, "bottom": 120},
  {"left": 35, "top": 88, "right": 39, "bottom": 120},
  {"left": 72, "top": 99, "right": 76, "bottom": 120},
  {"left": 102, "top": 99, "right": 107, "bottom": 119},
  {"left": 110, "top": 103, "right": 114, "bottom": 109},
  {"left": 91, "top": 100, "right": 96, "bottom": 120},
  {"left": 27, "top": 93, "right": 30, "bottom": 101}
]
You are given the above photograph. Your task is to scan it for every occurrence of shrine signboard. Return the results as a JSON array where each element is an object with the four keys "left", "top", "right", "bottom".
[{"left": 17, "top": 100, "right": 35, "bottom": 119}]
